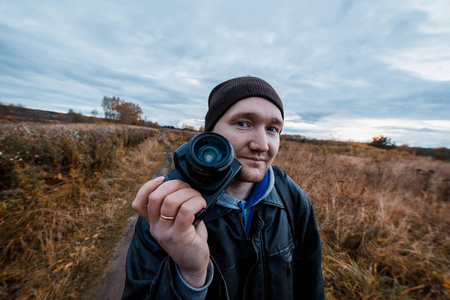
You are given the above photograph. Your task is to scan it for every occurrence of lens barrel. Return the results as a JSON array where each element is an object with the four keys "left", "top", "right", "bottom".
[
  {"left": 185, "top": 133, "right": 234, "bottom": 186},
  {"left": 165, "top": 132, "right": 241, "bottom": 223}
]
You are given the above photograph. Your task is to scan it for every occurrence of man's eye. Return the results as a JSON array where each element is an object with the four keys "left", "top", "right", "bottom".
[
  {"left": 268, "top": 127, "right": 280, "bottom": 134},
  {"left": 237, "top": 122, "right": 248, "bottom": 127}
]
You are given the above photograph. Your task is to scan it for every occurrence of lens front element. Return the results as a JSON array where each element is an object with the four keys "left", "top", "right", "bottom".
[
  {"left": 185, "top": 133, "right": 234, "bottom": 186},
  {"left": 197, "top": 145, "right": 222, "bottom": 163}
]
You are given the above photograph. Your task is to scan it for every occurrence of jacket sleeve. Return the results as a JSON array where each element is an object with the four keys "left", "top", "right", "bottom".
[
  {"left": 122, "top": 216, "right": 228, "bottom": 300},
  {"left": 288, "top": 177, "right": 326, "bottom": 300},
  {"left": 122, "top": 216, "right": 182, "bottom": 299}
]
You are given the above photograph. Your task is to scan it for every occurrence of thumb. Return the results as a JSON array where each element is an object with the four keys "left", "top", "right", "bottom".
[{"left": 195, "top": 221, "right": 208, "bottom": 242}]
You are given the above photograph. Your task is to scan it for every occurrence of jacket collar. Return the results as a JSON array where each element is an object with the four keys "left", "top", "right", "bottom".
[{"left": 214, "top": 166, "right": 284, "bottom": 211}]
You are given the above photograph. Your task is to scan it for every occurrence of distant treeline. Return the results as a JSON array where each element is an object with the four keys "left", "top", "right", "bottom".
[
  {"left": 282, "top": 135, "right": 450, "bottom": 162},
  {"left": 396, "top": 145, "right": 450, "bottom": 162},
  {"left": 2, "top": 103, "right": 448, "bottom": 162},
  {"left": 0, "top": 103, "right": 161, "bottom": 129}
]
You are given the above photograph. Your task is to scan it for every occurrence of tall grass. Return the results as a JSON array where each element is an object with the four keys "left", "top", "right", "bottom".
[
  {"left": 1, "top": 124, "right": 448, "bottom": 299},
  {"left": 0, "top": 123, "right": 165, "bottom": 299},
  {"left": 274, "top": 141, "right": 450, "bottom": 299}
]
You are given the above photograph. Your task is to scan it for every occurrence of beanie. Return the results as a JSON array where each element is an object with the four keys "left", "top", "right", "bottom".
[{"left": 204, "top": 76, "right": 284, "bottom": 132}]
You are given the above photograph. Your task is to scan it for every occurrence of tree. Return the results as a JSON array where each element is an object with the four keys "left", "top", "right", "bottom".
[
  {"left": 369, "top": 135, "right": 396, "bottom": 150},
  {"left": 67, "top": 108, "right": 85, "bottom": 123},
  {"left": 101, "top": 96, "right": 143, "bottom": 125},
  {"left": 117, "top": 101, "right": 143, "bottom": 125},
  {"left": 102, "top": 96, "right": 120, "bottom": 120}
]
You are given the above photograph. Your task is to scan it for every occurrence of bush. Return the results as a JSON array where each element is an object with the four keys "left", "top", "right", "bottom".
[{"left": 369, "top": 135, "right": 396, "bottom": 150}]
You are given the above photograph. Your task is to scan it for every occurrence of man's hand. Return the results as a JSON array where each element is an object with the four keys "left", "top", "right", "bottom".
[{"left": 132, "top": 177, "right": 209, "bottom": 288}]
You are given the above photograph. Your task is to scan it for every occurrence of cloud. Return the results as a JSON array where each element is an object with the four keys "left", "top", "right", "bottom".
[
  {"left": 284, "top": 116, "right": 450, "bottom": 148},
  {"left": 1, "top": 0, "right": 450, "bottom": 147}
]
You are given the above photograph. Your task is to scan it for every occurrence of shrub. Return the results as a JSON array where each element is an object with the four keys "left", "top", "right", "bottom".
[{"left": 369, "top": 135, "right": 396, "bottom": 150}]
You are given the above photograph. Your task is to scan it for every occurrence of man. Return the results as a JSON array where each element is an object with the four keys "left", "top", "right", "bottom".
[{"left": 123, "top": 76, "right": 325, "bottom": 299}]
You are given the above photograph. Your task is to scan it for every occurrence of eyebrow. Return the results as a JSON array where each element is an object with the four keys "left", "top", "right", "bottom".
[{"left": 231, "top": 111, "right": 284, "bottom": 126}]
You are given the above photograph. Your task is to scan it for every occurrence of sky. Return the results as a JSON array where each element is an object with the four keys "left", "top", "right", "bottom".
[{"left": 1, "top": 0, "right": 450, "bottom": 148}]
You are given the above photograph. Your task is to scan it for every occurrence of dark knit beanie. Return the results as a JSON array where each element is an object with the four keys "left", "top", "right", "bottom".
[{"left": 204, "top": 76, "right": 284, "bottom": 132}]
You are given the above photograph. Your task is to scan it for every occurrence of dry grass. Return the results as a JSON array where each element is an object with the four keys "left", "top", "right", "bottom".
[
  {"left": 1, "top": 124, "right": 448, "bottom": 299},
  {"left": 274, "top": 141, "right": 450, "bottom": 299},
  {"left": 0, "top": 123, "right": 166, "bottom": 299}
]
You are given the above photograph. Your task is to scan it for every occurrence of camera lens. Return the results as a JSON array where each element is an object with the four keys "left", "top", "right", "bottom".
[
  {"left": 197, "top": 145, "right": 222, "bottom": 163},
  {"left": 185, "top": 133, "right": 234, "bottom": 185}
]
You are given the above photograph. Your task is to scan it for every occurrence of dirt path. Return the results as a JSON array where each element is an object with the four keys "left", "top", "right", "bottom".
[{"left": 87, "top": 132, "right": 173, "bottom": 300}]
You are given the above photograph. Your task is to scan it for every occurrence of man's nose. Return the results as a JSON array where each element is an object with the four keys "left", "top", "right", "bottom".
[{"left": 249, "top": 128, "right": 269, "bottom": 152}]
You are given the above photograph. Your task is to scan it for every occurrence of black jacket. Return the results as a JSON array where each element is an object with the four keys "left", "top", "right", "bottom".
[{"left": 123, "top": 169, "right": 325, "bottom": 299}]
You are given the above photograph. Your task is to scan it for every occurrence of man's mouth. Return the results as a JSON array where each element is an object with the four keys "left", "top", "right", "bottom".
[{"left": 242, "top": 157, "right": 266, "bottom": 163}]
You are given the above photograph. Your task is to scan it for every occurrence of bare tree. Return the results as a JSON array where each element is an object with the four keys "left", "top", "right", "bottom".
[{"left": 102, "top": 96, "right": 143, "bottom": 125}]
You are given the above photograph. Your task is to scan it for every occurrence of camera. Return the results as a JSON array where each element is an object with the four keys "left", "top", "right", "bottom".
[{"left": 165, "top": 132, "right": 241, "bottom": 225}]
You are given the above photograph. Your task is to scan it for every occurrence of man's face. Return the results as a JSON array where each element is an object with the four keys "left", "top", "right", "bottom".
[{"left": 212, "top": 97, "right": 283, "bottom": 183}]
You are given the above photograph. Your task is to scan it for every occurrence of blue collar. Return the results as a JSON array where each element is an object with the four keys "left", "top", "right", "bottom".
[
  {"left": 238, "top": 170, "right": 270, "bottom": 235},
  {"left": 217, "top": 167, "right": 276, "bottom": 210},
  {"left": 241, "top": 170, "right": 270, "bottom": 208}
]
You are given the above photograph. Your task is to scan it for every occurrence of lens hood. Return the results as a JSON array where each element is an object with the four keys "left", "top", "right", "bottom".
[
  {"left": 165, "top": 132, "right": 241, "bottom": 223},
  {"left": 185, "top": 133, "right": 235, "bottom": 186}
]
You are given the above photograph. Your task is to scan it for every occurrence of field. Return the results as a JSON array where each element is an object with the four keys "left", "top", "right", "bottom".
[
  {"left": 274, "top": 140, "right": 449, "bottom": 299},
  {"left": 0, "top": 123, "right": 169, "bottom": 299},
  {"left": 1, "top": 123, "right": 449, "bottom": 299}
]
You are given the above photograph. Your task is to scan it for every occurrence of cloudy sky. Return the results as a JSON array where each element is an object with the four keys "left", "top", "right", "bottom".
[{"left": 1, "top": 0, "right": 450, "bottom": 148}]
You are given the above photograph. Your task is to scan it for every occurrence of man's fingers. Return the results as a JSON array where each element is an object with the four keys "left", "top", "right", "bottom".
[
  {"left": 147, "top": 180, "right": 190, "bottom": 224},
  {"left": 133, "top": 178, "right": 207, "bottom": 230},
  {"left": 171, "top": 195, "right": 207, "bottom": 229},
  {"left": 132, "top": 176, "right": 165, "bottom": 218},
  {"left": 159, "top": 188, "right": 203, "bottom": 220}
]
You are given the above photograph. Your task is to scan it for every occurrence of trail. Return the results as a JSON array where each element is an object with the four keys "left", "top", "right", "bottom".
[{"left": 87, "top": 131, "right": 173, "bottom": 300}]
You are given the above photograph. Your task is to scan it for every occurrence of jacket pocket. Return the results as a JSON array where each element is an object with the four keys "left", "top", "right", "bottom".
[{"left": 266, "top": 241, "right": 295, "bottom": 299}]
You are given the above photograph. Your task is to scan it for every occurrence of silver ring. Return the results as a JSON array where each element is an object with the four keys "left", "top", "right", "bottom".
[{"left": 160, "top": 214, "right": 175, "bottom": 220}]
